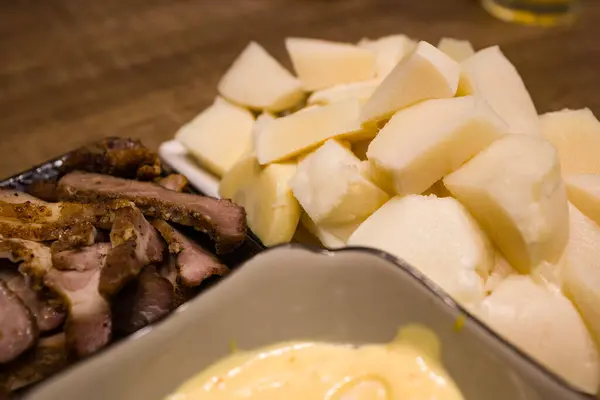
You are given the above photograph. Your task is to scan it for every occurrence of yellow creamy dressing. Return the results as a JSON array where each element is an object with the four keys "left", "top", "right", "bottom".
[{"left": 166, "top": 326, "right": 464, "bottom": 400}]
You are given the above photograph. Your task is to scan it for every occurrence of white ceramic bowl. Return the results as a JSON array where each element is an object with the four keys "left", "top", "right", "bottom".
[{"left": 27, "top": 245, "right": 590, "bottom": 400}]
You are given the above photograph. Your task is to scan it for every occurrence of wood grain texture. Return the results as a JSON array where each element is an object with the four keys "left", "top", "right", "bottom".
[{"left": 0, "top": 0, "right": 599, "bottom": 178}]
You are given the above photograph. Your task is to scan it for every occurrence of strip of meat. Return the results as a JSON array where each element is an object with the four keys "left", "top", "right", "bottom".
[
  {"left": 152, "top": 220, "right": 228, "bottom": 287},
  {"left": 101, "top": 206, "right": 164, "bottom": 296},
  {"left": 57, "top": 172, "right": 247, "bottom": 253},
  {"left": 112, "top": 266, "right": 174, "bottom": 335},
  {"left": 44, "top": 244, "right": 112, "bottom": 358},
  {"left": 0, "top": 239, "right": 52, "bottom": 286},
  {"left": 157, "top": 174, "right": 188, "bottom": 192},
  {"left": 0, "top": 269, "right": 65, "bottom": 332},
  {"left": 0, "top": 190, "right": 114, "bottom": 241},
  {"left": 157, "top": 256, "right": 196, "bottom": 308},
  {"left": 62, "top": 137, "right": 162, "bottom": 180},
  {"left": 0, "top": 281, "right": 37, "bottom": 364},
  {"left": 0, "top": 333, "right": 68, "bottom": 393}
]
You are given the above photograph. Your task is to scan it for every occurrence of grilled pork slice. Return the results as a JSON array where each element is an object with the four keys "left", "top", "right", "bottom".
[
  {"left": 62, "top": 137, "right": 162, "bottom": 180},
  {"left": 0, "top": 281, "right": 37, "bottom": 364},
  {"left": 44, "top": 244, "right": 112, "bottom": 358},
  {"left": 101, "top": 205, "right": 164, "bottom": 296},
  {"left": 157, "top": 174, "right": 189, "bottom": 192},
  {"left": 0, "top": 239, "right": 52, "bottom": 286},
  {"left": 0, "top": 333, "right": 68, "bottom": 393},
  {"left": 152, "top": 220, "right": 229, "bottom": 287},
  {"left": 50, "top": 221, "right": 97, "bottom": 253},
  {"left": 0, "top": 268, "right": 65, "bottom": 332},
  {"left": 58, "top": 172, "right": 247, "bottom": 253},
  {"left": 112, "top": 266, "right": 175, "bottom": 335},
  {"left": 0, "top": 190, "right": 113, "bottom": 241}
]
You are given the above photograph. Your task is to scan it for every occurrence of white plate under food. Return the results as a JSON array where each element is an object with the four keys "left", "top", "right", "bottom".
[{"left": 158, "top": 140, "right": 220, "bottom": 198}]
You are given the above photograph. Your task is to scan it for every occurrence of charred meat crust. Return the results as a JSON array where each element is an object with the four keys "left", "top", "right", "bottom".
[
  {"left": 0, "top": 333, "right": 68, "bottom": 393},
  {"left": 157, "top": 174, "right": 189, "bottom": 192},
  {"left": 57, "top": 172, "right": 247, "bottom": 253},
  {"left": 62, "top": 137, "right": 162, "bottom": 180},
  {"left": 0, "top": 190, "right": 115, "bottom": 242},
  {"left": 100, "top": 206, "right": 164, "bottom": 297},
  {"left": 112, "top": 266, "right": 174, "bottom": 335},
  {"left": 0, "top": 281, "right": 37, "bottom": 364},
  {"left": 152, "top": 220, "right": 229, "bottom": 287}
]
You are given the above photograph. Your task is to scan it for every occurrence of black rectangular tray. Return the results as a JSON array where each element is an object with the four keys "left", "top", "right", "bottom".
[{"left": 0, "top": 147, "right": 266, "bottom": 397}]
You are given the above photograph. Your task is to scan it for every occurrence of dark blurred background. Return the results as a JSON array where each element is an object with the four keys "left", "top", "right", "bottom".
[{"left": 0, "top": 0, "right": 598, "bottom": 177}]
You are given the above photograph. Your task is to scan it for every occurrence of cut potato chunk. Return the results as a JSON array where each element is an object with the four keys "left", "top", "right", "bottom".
[
  {"left": 348, "top": 195, "right": 493, "bottom": 305},
  {"left": 307, "top": 80, "right": 380, "bottom": 106},
  {"left": 367, "top": 96, "right": 507, "bottom": 195},
  {"left": 474, "top": 275, "right": 599, "bottom": 394},
  {"left": 360, "top": 41, "right": 460, "bottom": 124},
  {"left": 217, "top": 42, "right": 304, "bottom": 112},
  {"left": 218, "top": 153, "right": 261, "bottom": 200},
  {"left": 290, "top": 139, "right": 389, "bottom": 225},
  {"left": 176, "top": 97, "right": 254, "bottom": 177},
  {"left": 285, "top": 37, "right": 376, "bottom": 91},
  {"left": 437, "top": 38, "right": 475, "bottom": 62},
  {"left": 459, "top": 46, "right": 539, "bottom": 136},
  {"left": 231, "top": 161, "right": 300, "bottom": 246},
  {"left": 255, "top": 99, "right": 365, "bottom": 165},
  {"left": 540, "top": 108, "right": 600, "bottom": 174},
  {"left": 300, "top": 213, "right": 360, "bottom": 249},
  {"left": 565, "top": 174, "right": 600, "bottom": 226},
  {"left": 563, "top": 204, "right": 600, "bottom": 348},
  {"left": 358, "top": 34, "right": 416, "bottom": 78},
  {"left": 444, "top": 135, "right": 569, "bottom": 273}
]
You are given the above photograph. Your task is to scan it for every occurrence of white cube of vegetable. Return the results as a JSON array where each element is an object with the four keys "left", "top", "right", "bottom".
[
  {"left": 444, "top": 135, "right": 569, "bottom": 273},
  {"left": 176, "top": 97, "right": 254, "bottom": 177},
  {"left": 348, "top": 195, "right": 494, "bottom": 306},
  {"left": 367, "top": 96, "right": 507, "bottom": 195},
  {"left": 285, "top": 37, "right": 376, "bottom": 91},
  {"left": 290, "top": 139, "right": 389, "bottom": 225}
]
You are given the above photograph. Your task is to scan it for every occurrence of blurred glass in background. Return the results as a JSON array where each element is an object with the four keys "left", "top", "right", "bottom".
[{"left": 481, "top": 0, "right": 580, "bottom": 26}]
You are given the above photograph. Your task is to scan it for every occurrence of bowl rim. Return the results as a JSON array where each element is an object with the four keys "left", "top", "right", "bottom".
[{"left": 246, "top": 242, "right": 594, "bottom": 399}]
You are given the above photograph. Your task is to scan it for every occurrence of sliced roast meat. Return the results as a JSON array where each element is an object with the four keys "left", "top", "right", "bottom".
[
  {"left": 58, "top": 172, "right": 247, "bottom": 253},
  {"left": 26, "top": 180, "right": 60, "bottom": 203},
  {"left": 0, "top": 239, "right": 52, "bottom": 286},
  {"left": 44, "top": 244, "right": 112, "bottom": 358},
  {"left": 0, "top": 190, "right": 114, "bottom": 241},
  {"left": 157, "top": 174, "right": 189, "bottom": 192},
  {"left": 101, "top": 206, "right": 164, "bottom": 296},
  {"left": 62, "top": 137, "right": 162, "bottom": 180},
  {"left": 0, "top": 281, "right": 37, "bottom": 364},
  {"left": 0, "top": 269, "right": 65, "bottom": 332},
  {"left": 0, "top": 333, "right": 68, "bottom": 393},
  {"left": 152, "top": 220, "right": 229, "bottom": 287},
  {"left": 112, "top": 266, "right": 174, "bottom": 335}
]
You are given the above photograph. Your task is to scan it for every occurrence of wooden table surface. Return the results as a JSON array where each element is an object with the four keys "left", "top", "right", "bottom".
[{"left": 1, "top": 0, "right": 598, "bottom": 178}]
